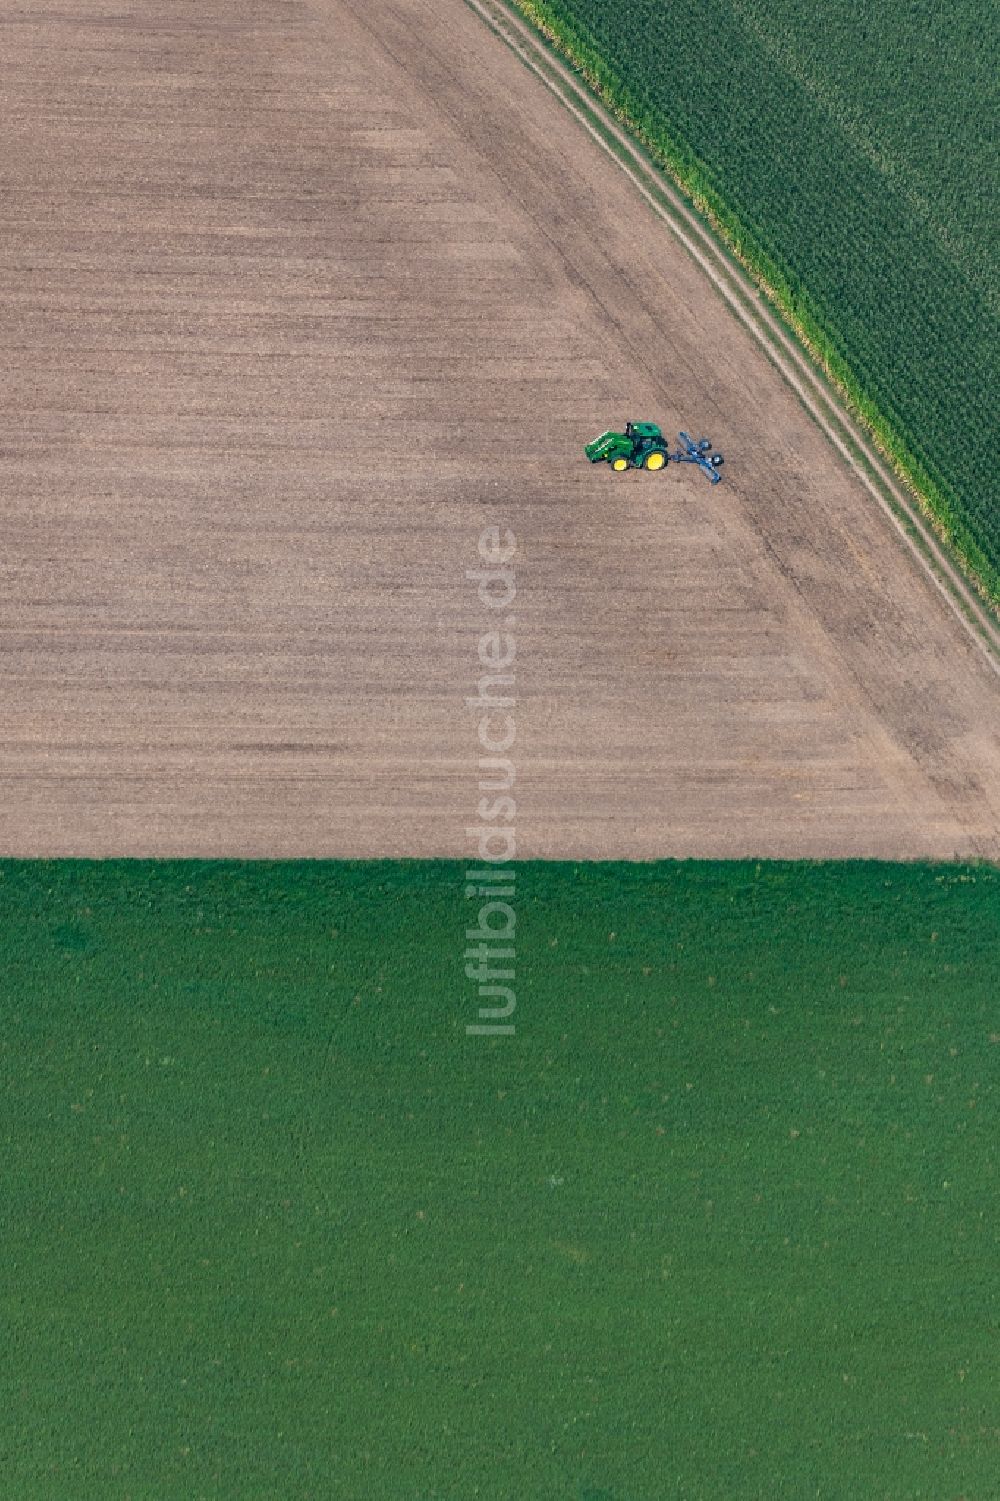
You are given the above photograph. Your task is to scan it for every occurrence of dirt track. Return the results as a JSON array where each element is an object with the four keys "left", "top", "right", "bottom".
[{"left": 2, "top": 0, "right": 999, "bottom": 858}]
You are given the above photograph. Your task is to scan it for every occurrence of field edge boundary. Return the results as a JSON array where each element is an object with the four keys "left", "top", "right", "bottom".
[{"left": 464, "top": 0, "right": 1000, "bottom": 668}]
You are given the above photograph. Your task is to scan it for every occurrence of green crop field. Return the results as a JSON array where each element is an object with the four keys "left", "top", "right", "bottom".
[
  {"left": 513, "top": 0, "right": 1000, "bottom": 599},
  {"left": 2, "top": 858, "right": 998, "bottom": 1498}
]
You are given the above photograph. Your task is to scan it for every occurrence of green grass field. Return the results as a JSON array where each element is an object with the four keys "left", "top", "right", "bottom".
[
  {"left": 513, "top": 0, "right": 1000, "bottom": 599},
  {"left": 3, "top": 859, "right": 998, "bottom": 1498}
]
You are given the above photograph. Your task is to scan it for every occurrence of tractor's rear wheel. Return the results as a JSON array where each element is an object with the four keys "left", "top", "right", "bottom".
[
  {"left": 644, "top": 450, "right": 667, "bottom": 471},
  {"left": 611, "top": 457, "right": 630, "bottom": 472}
]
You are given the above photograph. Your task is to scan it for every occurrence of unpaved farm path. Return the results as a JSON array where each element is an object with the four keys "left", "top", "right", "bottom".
[{"left": 2, "top": 0, "right": 999, "bottom": 858}]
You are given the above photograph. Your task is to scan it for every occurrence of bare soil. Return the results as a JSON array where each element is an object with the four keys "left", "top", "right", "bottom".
[{"left": 2, "top": 0, "right": 998, "bottom": 858}]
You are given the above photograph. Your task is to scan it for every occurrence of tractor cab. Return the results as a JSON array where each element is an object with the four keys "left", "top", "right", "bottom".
[{"left": 625, "top": 422, "right": 662, "bottom": 442}]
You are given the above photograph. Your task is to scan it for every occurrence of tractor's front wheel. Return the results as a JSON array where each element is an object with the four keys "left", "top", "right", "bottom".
[
  {"left": 611, "top": 456, "right": 630, "bottom": 472},
  {"left": 644, "top": 450, "right": 667, "bottom": 471}
]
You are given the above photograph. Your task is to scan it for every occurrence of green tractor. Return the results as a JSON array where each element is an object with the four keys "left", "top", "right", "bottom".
[{"left": 584, "top": 421, "right": 668, "bottom": 472}]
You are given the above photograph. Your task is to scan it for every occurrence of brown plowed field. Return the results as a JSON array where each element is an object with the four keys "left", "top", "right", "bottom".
[{"left": 2, "top": 0, "right": 998, "bottom": 858}]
